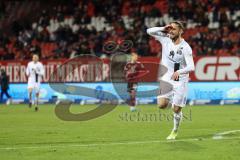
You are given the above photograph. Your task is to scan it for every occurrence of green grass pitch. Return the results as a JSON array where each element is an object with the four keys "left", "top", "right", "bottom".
[{"left": 0, "top": 104, "right": 240, "bottom": 160}]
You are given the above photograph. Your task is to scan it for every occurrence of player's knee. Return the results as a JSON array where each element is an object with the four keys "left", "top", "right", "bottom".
[
  {"left": 173, "top": 105, "right": 181, "bottom": 113},
  {"left": 158, "top": 98, "right": 169, "bottom": 109}
]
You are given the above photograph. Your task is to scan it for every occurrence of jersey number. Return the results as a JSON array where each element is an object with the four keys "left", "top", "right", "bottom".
[{"left": 169, "top": 51, "right": 174, "bottom": 58}]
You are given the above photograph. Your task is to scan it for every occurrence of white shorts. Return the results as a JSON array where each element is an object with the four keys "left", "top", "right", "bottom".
[
  {"left": 28, "top": 82, "right": 41, "bottom": 93},
  {"left": 158, "top": 80, "right": 188, "bottom": 107}
]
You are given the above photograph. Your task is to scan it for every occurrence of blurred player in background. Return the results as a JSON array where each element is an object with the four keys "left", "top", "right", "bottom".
[
  {"left": 0, "top": 69, "right": 12, "bottom": 105},
  {"left": 147, "top": 21, "right": 195, "bottom": 140},
  {"left": 26, "top": 54, "right": 44, "bottom": 111},
  {"left": 124, "top": 52, "right": 145, "bottom": 112}
]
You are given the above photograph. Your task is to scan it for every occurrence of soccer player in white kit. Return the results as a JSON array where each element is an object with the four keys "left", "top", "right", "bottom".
[
  {"left": 26, "top": 54, "right": 44, "bottom": 111},
  {"left": 147, "top": 21, "right": 195, "bottom": 140}
]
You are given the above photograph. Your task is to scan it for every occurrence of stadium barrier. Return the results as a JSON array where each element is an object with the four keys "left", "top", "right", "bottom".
[
  {"left": 0, "top": 56, "right": 239, "bottom": 83},
  {"left": 0, "top": 56, "right": 239, "bottom": 105},
  {"left": 3, "top": 81, "right": 240, "bottom": 105}
]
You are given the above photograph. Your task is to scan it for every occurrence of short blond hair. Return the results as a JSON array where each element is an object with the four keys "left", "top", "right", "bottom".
[{"left": 170, "top": 21, "right": 185, "bottom": 30}]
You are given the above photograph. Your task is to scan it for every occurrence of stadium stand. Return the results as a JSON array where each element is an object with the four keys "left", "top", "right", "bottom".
[{"left": 0, "top": 0, "right": 239, "bottom": 60}]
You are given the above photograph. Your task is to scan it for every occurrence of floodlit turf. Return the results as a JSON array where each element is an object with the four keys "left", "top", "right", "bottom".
[{"left": 0, "top": 104, "right": 240, "bottom": 160}]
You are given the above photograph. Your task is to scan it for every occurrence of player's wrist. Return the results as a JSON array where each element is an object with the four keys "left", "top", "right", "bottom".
[{"left": 176, "top": 70, "right": 181, "bottom": 75}]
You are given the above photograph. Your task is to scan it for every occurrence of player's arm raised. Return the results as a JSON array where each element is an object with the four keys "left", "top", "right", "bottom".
[
  {"left": 146, "top": 25, "right": 172, "bottom": 43},
  {"left": 146, "top": 25, "right": 172, "bottom": 36}
]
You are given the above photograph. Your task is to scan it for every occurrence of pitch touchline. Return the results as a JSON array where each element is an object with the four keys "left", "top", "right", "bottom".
[{"left": 0, "top": 136, "right": 240, "bottom": 150}]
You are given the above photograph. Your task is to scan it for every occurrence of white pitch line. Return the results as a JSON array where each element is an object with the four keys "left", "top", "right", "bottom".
[
  {"left": 0, "top": 139, "right": 197, "bottom": 150},
  {"left": 213, "top": 130, "right": 240, "bottom": 139},
  {"left": 1, "top": 136, "right": 240, "bottom": 150}
]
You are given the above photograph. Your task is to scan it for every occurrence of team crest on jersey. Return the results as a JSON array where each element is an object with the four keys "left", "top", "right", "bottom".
[{"left": 177, "top": 48, "right": 183, "bottom": 55}]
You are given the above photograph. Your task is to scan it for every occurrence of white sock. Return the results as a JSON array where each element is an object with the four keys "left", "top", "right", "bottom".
[
  {"left": 130, "top": 106, "right": 136, "bottom": 111},
  {"left": 173, "top": 111, "right": 182, "bottom": 132}
]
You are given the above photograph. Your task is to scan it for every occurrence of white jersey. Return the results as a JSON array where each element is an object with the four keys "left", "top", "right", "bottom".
[
  {"left": 26, "top": 61, "right": 45, "bottom": 84},
  {"left": 147, "top": 27, "right": 195, "bottom": 82}
]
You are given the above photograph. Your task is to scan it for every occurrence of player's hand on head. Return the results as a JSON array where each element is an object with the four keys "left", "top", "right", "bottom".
[{"left": 164, "top": 25, "right": 173, "bottom": 33}]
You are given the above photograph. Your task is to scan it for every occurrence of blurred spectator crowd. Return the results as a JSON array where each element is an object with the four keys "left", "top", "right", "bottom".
[{"left": 0, "top": 0, "right": 239, "bottom": 60}]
